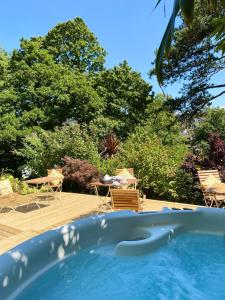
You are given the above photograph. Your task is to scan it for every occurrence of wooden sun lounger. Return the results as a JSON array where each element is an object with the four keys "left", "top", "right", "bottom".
[{"left": 197, "top": 170, "right": 225, "bottom": 207}]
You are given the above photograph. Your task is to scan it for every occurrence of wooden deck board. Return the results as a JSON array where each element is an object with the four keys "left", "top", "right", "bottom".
[{"left": 0, "top": 192, "right": 200, "bottom": 254}]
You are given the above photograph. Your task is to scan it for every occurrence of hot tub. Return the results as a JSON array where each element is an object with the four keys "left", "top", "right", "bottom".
[{"left": 1, "top": 208, "right": 225, "bottom": 299}]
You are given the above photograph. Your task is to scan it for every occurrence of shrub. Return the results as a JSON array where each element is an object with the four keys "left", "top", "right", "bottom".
[
  {"left": 100, "top": 132, "right": 120, "bottom": 159},
  {"left": 192, "top": 108, "right": 225, "bottom": 143},
  {"left": 0, "top": 173, "right": 37, "bottom": 195},
  {"left": 98, "top": 156, "right": 120, "bottom": 176},
  {"left": 172, "top": 131, "right": 225, "bottom": 204},
  {"left": 19, "top": 182, "right": 37, "bottom": 195},
  {"left": 184, "top": 131, "right": 225, "bottom": 180},
  {"left": 119, "top": 126, "right": 187, "bottom": 199},
  {"left": 169, "top": 169, "right": 203, "bottom": 204},
  {"left": 0, "top": 174, "right": 20, "bottom": 192},
  {"left": 204, "top": 132, "right": 225, "bottom": 177},
  {"left": 16, "top": 123, "right": 101, "bottom": 176},
  {"left": 62, "top": 156, "right": 100, "bottom": 192}
]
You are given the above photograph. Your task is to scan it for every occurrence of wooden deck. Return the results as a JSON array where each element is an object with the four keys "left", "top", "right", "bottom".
[{"left": 0, "top": 192, "right": 199, "bottom": 254}]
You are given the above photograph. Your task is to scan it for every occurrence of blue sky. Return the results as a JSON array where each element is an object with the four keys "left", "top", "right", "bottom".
[{"left": 0, "top": 0, "right": 224, "bottom": 107}]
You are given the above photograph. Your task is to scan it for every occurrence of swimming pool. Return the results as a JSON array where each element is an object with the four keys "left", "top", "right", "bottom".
[{"left": 1, "top": 208, "right": 225, "bottom": 299}]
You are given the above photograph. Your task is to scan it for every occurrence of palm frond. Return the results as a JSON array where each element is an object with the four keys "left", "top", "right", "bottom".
[
  {"left": 155, "top": 0, "right": 180, "bottom": 84},
  {"left": 155, "top": 0, "right": 225, "bottom": 84},
  {"left": 179, "top": 0, "right": 195, "bottom": 25},
  {"left": 213, "top": 18, "right": 225, "bottom": 53}
]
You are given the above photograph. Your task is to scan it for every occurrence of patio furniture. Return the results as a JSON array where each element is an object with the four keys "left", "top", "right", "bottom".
[
  {"left": 47, "top": 169, "right": 64, "bottom": 203},
  {"left": 110, "top": 188, "right": 142, "bottom": 212},
  {"left": 91, "top": 178, "right": 139, "bottom": 197},
  {"left": 91, "top": 179, "right": 140, "bottom": 212},
  {"left": 25, "top": 176, "right": 57, "bottom": 187},
  {"left": 47, "top": 168, "right": 63, "bottom": 176},
  {"left": 25, "top": 176, "right": 61, "bottom": 206},
  {"left": 90, "top": 181, "right": 117, "bottom": 212},
  {"left": 115, "top": 168, "right": 138, "bottom": 189},
  {"left": 115, "top": 168, "right": 134, "bottom": 176},
  {"left": 0, "top": 179, "right": 20, "bottom": 212},
  {"left": 197, "top": 170, "right": 225, "bottom": 207}
]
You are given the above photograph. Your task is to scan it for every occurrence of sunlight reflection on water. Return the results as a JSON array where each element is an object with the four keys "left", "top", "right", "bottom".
[{"left": 15, "top": 232, "right": 225, "bottom": 300}]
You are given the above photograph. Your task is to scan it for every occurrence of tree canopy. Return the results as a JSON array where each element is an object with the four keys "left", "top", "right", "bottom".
[
  {"left": 155, "top": 0, "right": 225, "bottom": 84},
  {"left": 192, "top": 107, "right": 225, "bottom": 145},
  {"left": 0, "top": 15, "right": 224, "bottom": 205},
  {"left": 44, "top": 18, "right": 106, "bottom": 73},
  {"left": 0, "top": 18, "right": 154, "bottom": 174},
  {"left": 151, "top": 1, "right": 225, "bottom": 118},
  {"left": 93, "top": 61, "right": 153, "bottom": 138}
]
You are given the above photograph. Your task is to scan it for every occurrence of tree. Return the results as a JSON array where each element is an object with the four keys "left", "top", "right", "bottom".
[
  {"left": 151, "top": 3, "right": 225, "bottom": 118},
  {"left": 0, "top": 113, "right": 30, "bottom": 174},
  {"left": 0, "top": 49, "right": 10, "bottom": 88},
  {"left": 192, "top": 108, "right": 225, "bottom": 144},
  {"left": 7, "top": 17, "right": 108, "bottom": 129},
  {"left": 144, "top": 94, "right": 185, "bottom": 146},
  {"left": 44, "top": 17, "right": 106, "bottom": 73},
  {"left": 16, "top": 123, "right": 100, "bottom": 176},
  {"left": 206, "top": 132, "right": 225, "bottom": 172},
  {"left": 93, "top": 61, "right": 153, "bottom": 138},
  {"left": 10, "top": 37, "right": 104, "bottom": 129},
  {"left": 155, "top": 0, "right": 225, "bottom": 83},
  {"left": 117, "top": 101, "right": 187, "bottom": 198},
  {"left": 0, "top": 18, "right": 107, "bottom": 175},
  {"left": 0, "top": 48, "right": 26, "bottom": 173}
]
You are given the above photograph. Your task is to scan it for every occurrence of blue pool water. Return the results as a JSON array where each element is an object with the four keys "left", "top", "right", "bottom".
[{"left": 16, "top": 232, "right": 225, "bottom": 300}]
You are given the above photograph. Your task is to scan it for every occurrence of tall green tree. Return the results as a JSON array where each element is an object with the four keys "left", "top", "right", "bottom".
[
  {"left": 16, "top": 123, "right": 100, "bottom": 176},
  {"left": 0, "top": 49, "right": 10, "bottom": 88},
  {"left": 0, "top": 49, "right": 23, "bottom": 173},
  {"left": 155, "top": 0, "right": 225, "bottom": 83},
  {"left": 10, "top": 37, "right": 104, "bottom": 129},
  {"left": 144, "top": 94, "right": 185, "bottom": 145},
  {"left": 0, "top": 18, "right": 107, "bottom": 174},
  {"left": 44, "top": 17, "right": 106, "bottom": 73},
  {"left": 151, "top": 2, "right": 225, "bottom": 118},
  {"left": 93, "top": 61, "right": 153, "bottom": 138}
]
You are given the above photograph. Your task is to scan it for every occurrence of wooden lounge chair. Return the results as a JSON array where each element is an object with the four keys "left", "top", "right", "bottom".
[
  {"left": 110, "top": 188, "right": 142, "bottom": 212},
  {"left": 197, "top": 170, "right": 225, "bottom": 207}
]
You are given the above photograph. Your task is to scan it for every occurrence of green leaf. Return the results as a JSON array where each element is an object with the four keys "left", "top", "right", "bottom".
[
  {"left": 179, "top": 0, "right": 195, "bottom": 25},
  {"left": 155, "top": 0, "right": 180, "bottom": 84}
]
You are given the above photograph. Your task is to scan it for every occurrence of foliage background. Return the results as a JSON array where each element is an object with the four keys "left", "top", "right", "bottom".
[{"left": 0, "top": 17, "right": 225, "bottom": 204}]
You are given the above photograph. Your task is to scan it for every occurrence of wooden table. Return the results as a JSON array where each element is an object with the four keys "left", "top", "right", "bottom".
[
  {"left": 25, "top": 176, "right": 57, "bottom": 187},
  {"left": 25, "top": 176, "right": 63, "bottom": 206},
  {"left": 91, "top": 178, "right": 140, "bottom": 195}
]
